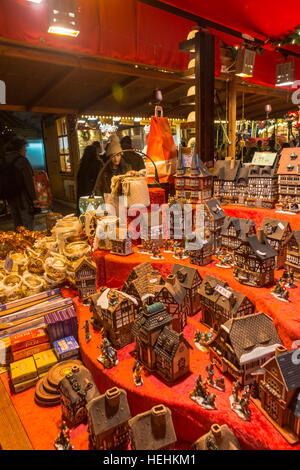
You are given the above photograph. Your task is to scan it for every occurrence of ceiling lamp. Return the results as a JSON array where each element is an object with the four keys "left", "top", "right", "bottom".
[
  {"left": 48, "top": 0, "right": 80, "bottom": 38},
  {"left": 27, "top": 0, "right": 43, "bottom": 3},
  {"left": 276, "top": 60, "right": 294, "bottom": 87},
  {"left": 235, "top": 47, "right": 256, "bottom": 78}
]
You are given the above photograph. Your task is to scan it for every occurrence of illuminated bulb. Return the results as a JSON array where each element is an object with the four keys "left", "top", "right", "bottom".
[
  {"left": 48, "top": 26, "right": 80, "bottom": 37},
  {"left": 28, "top": 0, "right": 42, "bottom": 3}
]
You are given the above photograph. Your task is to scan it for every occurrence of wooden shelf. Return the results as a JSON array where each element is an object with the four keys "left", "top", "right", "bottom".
[
  {"left": 180, "top": 121, "right": 196, "bottom": 129},
  {"left": 180, "top": 95, "right": 196, "bottom": 106}
]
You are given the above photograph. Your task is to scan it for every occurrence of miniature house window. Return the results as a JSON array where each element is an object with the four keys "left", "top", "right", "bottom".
[
  {"left": 57, "top": 117, "right": 72, "bottom": 173},
  {"left": 287, "top": 163, "right": 294, "bottom": 171},
  {"left": 291, "top": 152, "right": 298, "bottom": 160}
]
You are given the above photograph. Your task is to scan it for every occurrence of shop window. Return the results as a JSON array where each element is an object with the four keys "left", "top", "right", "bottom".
[{"left": 57, "top": 117, "right": 72, "bottom": 174}]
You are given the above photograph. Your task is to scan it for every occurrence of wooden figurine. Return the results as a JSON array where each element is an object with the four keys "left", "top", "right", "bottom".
[
  {"left": 97, "top": 337, "right": 118, "bottom": 369},
  {"left": 110, "top": 228, "right": 133, "bottom": 256},
  {"left": 251, "top": 346, "right": 300, "bottom": 444},
  {"left": 221, "top": 216, "right": 256, "bottom": 254},
  {"left": 129, "top": 405, "right": 177, "bottom": 450},
  {"left": 193, "top": 424, "right": 240, "bottom": 450},
  {"left": 277, "top": 148, "right": 300, "bottom": 210},
  {"left": 74, "top": 257, "right": 97, "bottom": 301},
  {"left": 172, "top": 264, "right": 202, "bottom": 316},
  {"left": 131, "top": 302, "right": 192, "bottom": 382},
  {"left": 209, "top": 313, "right": 282, "bottom": 386},
  {"left": 90, "top": 287, "right": 138, "bottom": 349},
  {"left": 234, "top": 228, "right": 277, "bottom": 287},
  {"left": 54, "top": 421, "right": 73, "bottom": 450},
  {"left": 198, "top": 274, "right": 255, "bottom": 332},
  {"left": 260, "top": 218, "right": 291, "bottom": 268},
  {"left": 154, "top": 274, "right": 188, "bottom": 332},
  {"left": 122, "top": 262, "right": 165, "bottom": 306},
  {"left": 285, "top": 230, "right": 300, "bottom": 282},
  {"left": 59, "top": 364, "right": 99, "bottom": 427},
  {"left": 87, "top": 387, "right": 131, "bottom": 450}
]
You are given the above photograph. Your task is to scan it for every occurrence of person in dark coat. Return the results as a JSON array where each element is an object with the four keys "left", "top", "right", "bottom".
[
  {"left": 120, "top": 136, "right": 145, "bottom": 171},
  {"left": 76, "top": 145, "right": 102, "bottom": 213},
  {"left": 4, "top": 137, "right": 37, "bottom": 231},
  {"left": 94, "top": 135, "right": 128, "bottom": 196}
]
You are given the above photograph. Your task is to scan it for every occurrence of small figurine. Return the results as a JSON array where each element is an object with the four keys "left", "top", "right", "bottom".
[
  {"left": 173, "top": 246, "right": 189, "bottom": 260},
  {"left": 215, "top": 376, "right": 226, "bottom": 392},
  {"left": 286, "top": 269, "right": 296, "bottom": 288},
  {"left": 97, "top": 337, "right": 119, "bottom": 369},
  {"left": 190, "top": 375, "right": 217, "bottom": 410},
  {"left": 194, "top": 329, "right": 202, "bottom": 344},
  {"left": 271, "top": 279, "right": 290, "bottom": 302},
  {"left": 54, "top": 421, "right": 73, "bottom": 450},
  {"left": 82, "top": 319, "right": 91, "bottom": 342},
  {"left": 230, "top": 382, "right": 251, "bottom": 421},
  {"left": 164, "top": 240, "right": 173, "bottom": 253},
  {"left": 206, "top": 362, "right": 215, "bottom": 385},
  {"left": 215, "top": 249, "right": 234, "bottom": 268},
  {"left": 232, "top": 380, "right": 240, "bottom": 404},
  {"left": 150, "top": 245, "right": 164, "bottom": 260},
  {"left": 133, "top": 360, "right": 143, "bottom": 387}
]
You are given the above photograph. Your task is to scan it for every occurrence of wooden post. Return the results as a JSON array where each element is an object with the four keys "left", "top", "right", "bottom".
[
  {"left": 194, "top": 30, "right": 215, "bottom": 165},
  {"left": 228, "top": 78, "right": 237, "bottom": 160}
]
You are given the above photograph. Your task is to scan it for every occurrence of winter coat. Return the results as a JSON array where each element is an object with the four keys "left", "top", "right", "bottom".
[
  {"left": 93, "top": 158, "right": 129, "bottom": 196},
  {"left": 122, "top": 150, "right": 145, "bottom": 171},
  {"left": 4, "top": 151, "right": 36, "bottom": 205},
  {"left": 77, "top": 153, "right": 102, "bottom": 200}
]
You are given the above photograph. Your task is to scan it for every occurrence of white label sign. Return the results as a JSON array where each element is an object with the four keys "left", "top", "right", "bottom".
[{"left": 215, "top": 284, "right": 232, "bottom": 299}]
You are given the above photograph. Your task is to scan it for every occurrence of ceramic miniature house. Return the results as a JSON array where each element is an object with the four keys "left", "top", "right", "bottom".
[
  {"left": 59, "top": 364, "right": 99, "bottom": 427},
  {"left": 122, "top": 262, "right": 165, "bottom": 305},
  {"left": 131, "top": 302, "right": 192, "bottom": 382},
  {"left": 193, "top": 424, "right": 240, "bottom": 450},
  {"left": 277, "top": 148, "right": 300, "bottom": 207},
  {"left": 221, "top": 216, "right": 256, "bottom": 254},
  {"left": 172, "top": 264, "right": 202, "bottom": 316},
  {"left": 198, "top": 274, "right": 255, "bottom": 331},
  {"left": 110, "top": 228, "right": 133, "bottom": 256},
  {"left": 246, "top": 164, "right": 278, "bottom": 209},
  {"left": 209, "top": 313, "right": 282, "bottom": 386},
  {"left": 252, "top": 347, "right": 300, "bottom": 444},
  {"left": 212, "top": 159, "right": 242, "bottom": 204},
  {"left": 234, "top": 228, "right": 277, "bottom": 287},
  {"left": 87, "top": 387, "right": 131, "bottom": 450},
  {"left": 260, "top": 218, "right": 291, "bottom": 269},
  {"left": 154, "top": 274, "right": 188, "bottom": 332},
  {"left": 129, "top": 405, "right": 177, "bottom": 450},
  {"left": 165, "top": 198, "right": 193, "bottom": 241},
  {"left": 187, "top": 231, "right": 214, "bottom": 267},
  {"left": 74, "top": 257, "right": 97, "bottom": 300},
  {"left": 90, "top": 287, "right": 138, "bottom": 349},
  {"left": 285, "top": 230, "right": 300, "bottom": 282},
  {"left": 140, "top": 211, "right": 164, "bottom": 248},
  {"left": 202, "top": 198, "right": 226, "bottom": 250}
]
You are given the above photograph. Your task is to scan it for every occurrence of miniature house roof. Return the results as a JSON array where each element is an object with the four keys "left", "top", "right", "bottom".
[
  {"left": 74, "top": 256, "right": 96, "bottom": 273},
  {"left": 87, "top": 387, "right": 131, "bottom": 436},
  {"left": 204, "top": 198, "right": 226, "bottom": 220},
  {"left": 96, "top": 288, "right": 138, "bottom": 311},
  {"left": 260, "top": 218, "right": 290, "bottom": 241},
  {"left": 129, "top": 405, "right": 176, "bottom": 450},
  {"left": 221, "top": 216, "right": 256, "bottom": 238},
  {"left": 221, "top": 313, "right": 281, "bottom": 365},
  {"left": 245, "top": 235, "right": 277, "bottom": 260},
  {"left": 193, "top": 424, "right": 240, "bottom": 450},
  {"left": 277, "top": 148, "right": 300, "bottom": 175},
  {"left": 176, "top": 146, "right": 185, "bottom": 173},
  {"left": 131, "top": 302, "right": 173, "bottom": 337},
  {"left": 154, "top": 326, "right": 192, "bottom": 361},
  {"left": 155, "top": 275, "right": 186, "bottom": 305},
  {"left": 212, "top": 159, "right": 241, "bottom": 181},
  {"left": 275, "top": 350, "right": 300, "bottom": 392},
  {"left": 248, "top": 164, "right": 277, "bottom": 178},
  {"left": 199, "top": 274, "right": 251, "bottom": 315},
  {"left": 236, "top": 166, "right": 250, "bottom": 183},
  {"left": 289, "top": 390, "right": 300, "bottom": 420},
  {"left": 123, "top": 261, "right": 158, "bottom": 284},
  {"left": 172, "top": 264, "right": 202, "bottom": 289},
  {"left": 285, "top": 230, "right": 300, "bottom": 247},
  {"left": 122, "top": 263, "right": 165, "bottom": 301},
  {"left": 59, "top": 365, "right": 99, "bottom": 404}
]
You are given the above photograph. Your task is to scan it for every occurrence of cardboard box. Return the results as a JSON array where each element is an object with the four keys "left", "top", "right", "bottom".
[
  {"left": 13, "top": 376, "right": 38, "bottom": 393},
  {"left": 45, "top": 306, "right": 77, "bottom": 344},
  {"left": 53, "top": 336, "right": 80, "bottom": 361},
  {"left": 10, "top": 357, "right": 37, "bottom": 385},
  {"left": 12, "top": 342, "right": 51, "bottom": 362},
  {"left": 10, "top": 328, "right": 49, "bottom": 353},
  {"left": 0, "top": 338, "right": 12, "bottom": 366},
  {"left": 33, "top": 348, "right": 58, "bottom": 375}
]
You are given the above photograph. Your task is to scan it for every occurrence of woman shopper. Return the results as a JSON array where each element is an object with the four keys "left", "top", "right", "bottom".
[{"left": 76, "top": 144, "right": 102, "bottom": 214}]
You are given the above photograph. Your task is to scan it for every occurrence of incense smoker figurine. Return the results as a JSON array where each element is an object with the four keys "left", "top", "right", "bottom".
[
  {"left": 82, "top": 319, "right": 91, "bottom": 342},
  {"left": 54, "top": 421, "right": 73, "bottom": 450},
  {"left": 98, "top": 337, "right": 118, "bottom": 369},
  {"left": 133, "top": 360, "right": 143, "bottom": 387}
]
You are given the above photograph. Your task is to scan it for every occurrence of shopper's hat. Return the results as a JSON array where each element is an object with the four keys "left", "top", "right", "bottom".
[{"left": 106, "top": 134, "right": 122, "bottom": 157}]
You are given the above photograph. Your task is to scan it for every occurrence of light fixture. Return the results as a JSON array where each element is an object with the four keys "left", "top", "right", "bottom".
[
  {"left": 48, "top": 0, "right": 80, "bottom": 38},
  {"left": 276, "top": 60, "right": 294, "bottom": 87},
  {"left": 235, "top": 47, "right": 256, "bottom": 78},
  {"left": 28, "top": 0, "right": 43, "bottom": 3}
]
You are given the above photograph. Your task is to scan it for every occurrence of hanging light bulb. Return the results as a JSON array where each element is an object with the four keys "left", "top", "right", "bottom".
[{"left": 48, "top": 0, "right": 80, "bottom": 38}]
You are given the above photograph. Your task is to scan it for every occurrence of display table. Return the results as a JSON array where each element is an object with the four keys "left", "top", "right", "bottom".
[{"left": 1, "top": 206, "right": 300, "bottom": 450}]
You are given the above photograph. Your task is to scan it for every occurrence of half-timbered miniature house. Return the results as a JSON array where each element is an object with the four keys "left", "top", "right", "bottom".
[
  {"left": 59, "top": 364, "right": 99, "bottom": 426},
  {"left": 236, "top": 167, "right": 250, "bottom": 205},
  {"left": 154, "top": 327, "right": 192, "bottom": 382},
  {"left": 260, "top": 218, "right": 292, "bottom": 268},
  {"left": 122, "top": 262, "right": 165, "bottom": 305},
  {"left": 285, "top": 231, "right": 300, "bottom": 282},
  {"left": 131, "top": 302, "right": 173, "bottom": 372},
  {"left": 234, "top": 229, "right": 277, "bottom": 287},
  {"left": 172, "top": 264, "right": 202, "bottom": 316},
  {"left": 110, "top": 228, "right": 133, "bottom": 256},
  {"left": 198, "top": 274, "right": 255, "bottom": 331},
  {"left": 246, "top": 164, "right": 278, "bottom": 209},
  {"left": 129, "top": 405, "right": 177, "bottom": 450},
  {"left": 277, "top": 148, "right": 300, "bottom": 206},
  {"left": 253, "top": 347, "right": 300, "bottom": 444},
  {"left": 221, "top": 217, "right": 256, "bottom": 254},
  {"left": 212, "top": 159, "right": 242, "bottom": 204},
  {"left": 140, "top": 211, "right": 164, "bottom": 248},
  {"left": 74, "top": 257, "right": 97, "bottom": 300},
  {"left": 87, "top": 387, "right": 131, "bottom": 450},
  {"left": 165, "top": 197, "right": 193, "bottom": 241},
  {"left": 91, "top": 287, "right": 138, "bottom": 349},
  {"left": 202, "top": 198, "right": 226, "bottom": 250},
  {"left": 154, "top": 274, "right": 188, "bottom": 332},
  {"left": 187, "top": 231, "right": 214, "bottom": 267},
  {"left": 209, "top": 313, "right": 281, "bottom": 386}
]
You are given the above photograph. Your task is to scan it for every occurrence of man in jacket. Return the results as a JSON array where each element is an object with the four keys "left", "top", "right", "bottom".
[{"left": 4, "top": 137, "right": 37, "bottom": 231}]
